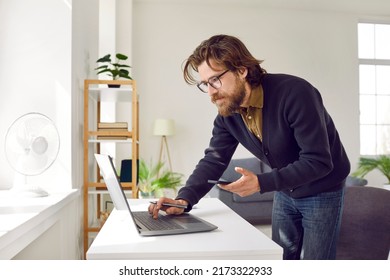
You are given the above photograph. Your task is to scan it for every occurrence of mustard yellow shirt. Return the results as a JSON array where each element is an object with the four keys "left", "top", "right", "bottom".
[{"left": 240, "top": 86, "right": 263, "bottom": 141}]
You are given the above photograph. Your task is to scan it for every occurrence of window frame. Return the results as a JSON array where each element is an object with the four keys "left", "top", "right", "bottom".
[{"left": 358, "top": 21, "right": 390, "bottom": 156}]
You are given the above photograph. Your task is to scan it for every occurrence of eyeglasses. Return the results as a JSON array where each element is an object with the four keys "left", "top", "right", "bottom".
[{"left": 197, "top": 69, "right": 230, "bottom": 93}]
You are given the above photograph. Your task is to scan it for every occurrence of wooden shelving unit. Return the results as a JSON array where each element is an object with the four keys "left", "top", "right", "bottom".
[{"left": 83, "top": 79, "right": 139, "bottom": 257}]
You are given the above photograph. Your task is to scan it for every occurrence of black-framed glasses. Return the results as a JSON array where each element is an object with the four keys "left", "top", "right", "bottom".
[{"left": 197, "top": 69, "right": 230, "bottom": 93}]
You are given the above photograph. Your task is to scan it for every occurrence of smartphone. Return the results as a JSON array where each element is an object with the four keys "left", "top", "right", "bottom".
[
  {"left": 207, "top": 179, "right": 233, "bottom": 185},
  {"left": 149, "top": 201, "right": 187, "bottom": 209}
]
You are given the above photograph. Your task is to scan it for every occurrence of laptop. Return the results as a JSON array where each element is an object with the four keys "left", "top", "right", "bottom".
[{"left": 94, "top": 154, "right": 218, "bottom": 236}]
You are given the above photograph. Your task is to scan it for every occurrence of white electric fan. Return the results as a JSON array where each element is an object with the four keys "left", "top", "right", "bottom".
[{"left": 4, "top": 112, "right": 60, "bottom": 196}]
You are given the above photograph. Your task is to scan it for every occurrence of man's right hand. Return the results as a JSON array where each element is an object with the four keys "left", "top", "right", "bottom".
[{"left": 148, "top": 197, "right": 188, "bottom": 219}]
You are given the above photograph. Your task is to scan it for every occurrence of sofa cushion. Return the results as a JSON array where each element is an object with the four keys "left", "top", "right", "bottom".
[{"left": 221, "top": 158, "right": 263, "bottom": 181}]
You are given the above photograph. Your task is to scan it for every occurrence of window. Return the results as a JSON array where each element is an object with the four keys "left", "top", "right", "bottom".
[{"left": 358, "top": 23, "right": 390, "bottom": 155}]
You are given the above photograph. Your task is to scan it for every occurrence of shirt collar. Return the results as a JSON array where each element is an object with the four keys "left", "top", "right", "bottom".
[{"left": 241, "top": 85, "right": 263, "bottom": 110}]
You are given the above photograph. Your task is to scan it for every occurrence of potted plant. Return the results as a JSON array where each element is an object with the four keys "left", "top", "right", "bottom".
[
  {"left": 352, "top": 155, "right": 390, "bottom": 188},
  {"left": 138, "top": 159, "right": 184, "bottom": 198},
  {"left": 95, "top": 53, "right": 132, "bottom": 87}
]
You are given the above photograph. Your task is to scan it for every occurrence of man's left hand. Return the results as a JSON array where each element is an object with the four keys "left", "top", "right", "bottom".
[{"left": 218, "top": 167, "right": 260, "bottom": 197}]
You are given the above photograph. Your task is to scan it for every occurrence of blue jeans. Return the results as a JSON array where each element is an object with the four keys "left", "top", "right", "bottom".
[{"left": 272, "top": 188, "right": 345, "bottom": 260}]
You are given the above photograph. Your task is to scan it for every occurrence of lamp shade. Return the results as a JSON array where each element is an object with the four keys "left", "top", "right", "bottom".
[{"left": 153, "top": 119, "right": 175, "bottom": 136}]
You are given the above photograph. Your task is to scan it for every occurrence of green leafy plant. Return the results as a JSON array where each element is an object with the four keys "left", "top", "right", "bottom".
[
  {"left": 138, "top": 159, "right": 184, "bottom": 196},
  {"left": 95, "top": 53, "right": 132, "bottom": 80},
  {"left": 352, "top": 155, "right": 390, "bottom": 184}
]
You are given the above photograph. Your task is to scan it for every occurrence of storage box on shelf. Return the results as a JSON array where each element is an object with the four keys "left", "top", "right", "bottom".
[{"left": 83, "top": 79, "right": 139, "bottom": 257}]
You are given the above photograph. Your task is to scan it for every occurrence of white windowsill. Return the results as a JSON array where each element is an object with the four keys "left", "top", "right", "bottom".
[{"left": 0, "top": 189, "right": 79, "bottom": 259}]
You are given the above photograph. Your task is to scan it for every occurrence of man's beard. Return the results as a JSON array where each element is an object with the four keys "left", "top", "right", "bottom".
[{"left": 212, "top": 80, "right": 246, "bottom": 117}]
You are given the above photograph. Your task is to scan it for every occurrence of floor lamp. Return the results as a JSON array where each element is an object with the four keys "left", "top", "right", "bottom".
[{"left": 153, "top": 119, "right": 175, "bottom": 172}]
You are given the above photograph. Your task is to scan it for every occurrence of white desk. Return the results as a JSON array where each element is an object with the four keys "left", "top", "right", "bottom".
[{"left": 87, "top": 198, "right": 282, "bottom": 260}]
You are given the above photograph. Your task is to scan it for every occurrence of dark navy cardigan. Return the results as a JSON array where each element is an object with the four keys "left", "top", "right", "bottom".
[{"left": 177, "top": 73, "right": 350, "bottom": 211}]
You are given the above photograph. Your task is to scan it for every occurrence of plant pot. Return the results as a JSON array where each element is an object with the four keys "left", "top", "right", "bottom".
[
  {"left": 139, "top": 191, "right": 154, "bottom": 199},
  {"left": 383, "top": 184, "right": 390, "bottom": 191},
  {"left": 153, "top": 189, "right": 165, "bottom": 198}
]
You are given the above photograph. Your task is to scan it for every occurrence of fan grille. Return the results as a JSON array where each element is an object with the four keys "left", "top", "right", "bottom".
[{"left": 5, "top": 112, "right": 60, "bottom": 176}]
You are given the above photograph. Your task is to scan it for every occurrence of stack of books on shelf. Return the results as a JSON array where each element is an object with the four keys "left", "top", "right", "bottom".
[{"left": 97, "top": 122, "right": 128, "bottom": 140}]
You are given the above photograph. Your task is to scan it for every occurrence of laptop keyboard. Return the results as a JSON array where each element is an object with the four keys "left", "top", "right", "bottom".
[{"left": 134, "top": 211, "right": 184, "bottom": 231}]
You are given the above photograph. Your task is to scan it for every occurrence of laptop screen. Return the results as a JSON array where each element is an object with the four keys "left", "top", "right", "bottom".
[{"left": 94, "top": 154, "right": 131, "bottom": 211}]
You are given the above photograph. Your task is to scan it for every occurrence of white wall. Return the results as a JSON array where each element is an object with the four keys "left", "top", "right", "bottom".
[
  {"left": 131, "top": 0, "right": 390, "bottom": 186},
  {"left": 71, "top": 0, "right": 100, "bottom": 189},
  {"left": 0, "top": 0, "right": 72, "bottom": 191}
]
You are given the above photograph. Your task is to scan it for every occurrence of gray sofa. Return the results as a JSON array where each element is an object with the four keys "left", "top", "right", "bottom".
[{"left": 208, "top": 157, "right": 369, "bottom": 225}]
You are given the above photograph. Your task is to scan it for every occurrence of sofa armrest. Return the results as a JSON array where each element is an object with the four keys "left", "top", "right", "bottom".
[{"left": 346, "top": 176, "right": 368, "bottom": 187}]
